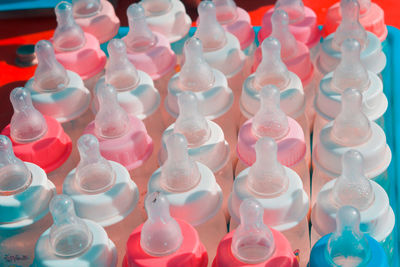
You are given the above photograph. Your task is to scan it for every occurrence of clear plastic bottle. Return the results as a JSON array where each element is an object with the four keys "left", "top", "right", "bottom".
[
  {"left": 32, "top": 195, "right": 117, "bottom": 266},
  {"left": 62, "top": 134, "right": 144, "bottom": 266},
  {"left": 236, "top": 85, "right": 310, "bottom": 198},
  {"left": 229, "top": 137, "right": 309, "bottom": 267},
  {"left": 52, "top": 1, "right": 106, "bottom": 91},
  {"left": 309, "top": 206, "right": 389, "bottom": 267},
  {"left": 0, "top": 135, "right": 55, "bottom": 267},
  {"left": 148, "top": 133, "right": 226, "bottom": 263}
]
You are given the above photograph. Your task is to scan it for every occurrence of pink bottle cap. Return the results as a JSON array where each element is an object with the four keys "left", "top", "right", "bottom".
[
  {"left": 123, "top": 3, "right": 177, "bottom": 80},
  {"left": 142, "top": 0, "right": 191, "bottom": 43},
  {"left": 238, "top": 85, "right": 306, "bottom": 167},
  {"left": 52, "top": 1, "right": 106, "bottom": 80},
  {"left": 259, "top": 0, "right": 320, "bottom": 50},
  {"left": 84, "top": 83, "right": 153, "bottom": 170},
  {"left": 1, "top": 87, "right": 72, "bottom": 173},
  {"left": 323, "top": 0, "right": 387, "bottom": 42},
  {"left": 72, "top": 0, "right": 120, "bottom": 43}
]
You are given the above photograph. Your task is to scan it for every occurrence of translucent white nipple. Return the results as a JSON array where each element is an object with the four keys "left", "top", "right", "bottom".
[
  {"left": 231, "top": 198, "right": 275, "bottom": 264},
  {"left": 125, "top": 3, "right": 156, "bottom": 52},
  {"left": 332, "top": 38, "right": 370, "bottom": 93},
  {"left": 333, "top": 0, "right": 368, "bottom": 50},
  {"left": 327, "top": 206, "right": 371, "bottom": 266},
  {"left": 161, "top": 133, "right": 201, "bottom": 193},
  {"left": 72, "top": 0, "right": 101, "bottom": 18},
  {"left": 252, "top": 85, "right": 289, "bottom": 140},
  {"left": 141, "top": 0, "right": 172, "bottom": 15},
  {"left": 332, "top": 150, "right": 374, "bottom": 211},
  {"left": 95, "top": 83, "right": 130, "bottom": 139},
  {"left": 174, "top": 92, "right": 211, "bottom": 147},
  {"left": 270, "top": 9, "right": 298, "bottom": 60},
  {"left": 0, "top": 135, "right": 31, "bottom": 196},
  {"left": 331, "top": 88, "right": 371, "bottom": 146},
  {"left": 106, "top": 38, "right": 140, "bottom": 91},
  {"left": 141, "top": 192, "right": 183, "bottom": 256},
  {"left": 33, "top": 40, "right": 69, "bottom": 92},
  {"left": 49, "top": 194, "right": 93, "bottom": 257},
  {"left": 53, "top": 1, "right": 86, "bottom": 52},
  {"left": 195, "top": 1, "right": 227, "bottom": 51},
  {"left": 213, "top": 0, "right": 238, "bottom": 24},
  {"left": 254, "top": 37, "right": 290, "bottom": 90},
  {"left": 275, "top": 0, "right": 305, "bottom": 24},
  {"left": 75, "top": 134, "right": 115, "bottom": 194},
  {"left": 179, "top": 37, "right": 215, "bottom": 92},
  {"left": 10, "top": 87, "right": 48, "bottom": 143},
  {"left": 247, "top": 137, "right": 289, "bottom": 198}
]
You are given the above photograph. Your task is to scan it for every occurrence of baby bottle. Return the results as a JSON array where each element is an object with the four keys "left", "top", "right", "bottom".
[
  {"left": 229, "top": 137, "right": 309, "bottom": 267},
  {"left": 148, "top": 133, "right": 226, "bottom": 263},
  {"left": 213, "top": 198, "right": 299, "bottom": 267},
  {"left": 236, "top": 85, "right": 309, "bottom": 198},
  {"left": 310, "top": 206, "right": 389, "bottom": 267},
  {"left": 1, "top": 87, "right": 73, "bottom": 193},
  {"left": 123, "top": 192, "right": 208, "bottom": 267},
  {"left": 32, "top": 194, "right": 117, "bottom": 267},
  {"left": 52, "top": 1, "right": 107, "bottom": 91},
  {"left": 0, "top": 135, "right": 55, "bottom": 267},
  {"left": 72, "top": 0, "right": 120, "bottom": 44}
]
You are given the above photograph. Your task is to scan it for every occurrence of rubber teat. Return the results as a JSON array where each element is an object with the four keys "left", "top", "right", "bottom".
[
  {"left": 251, "top": 85, "right": 289, "bottom": 140},
  {"left": 10, "top": 87, "right": 48, "bottom": 143},
  {"left": 106, "top": 39, "right": 140, "bottom": 91},
  {"left": 231, "top": 198, "right": 275, "bottom": 264},
  {"left": 0, "top": 135, "right": 32, "bottom": 196},
  {"left": 33, "top": 40, "right": 69, "bottom": 92},
  {"left": 331, "top": 88, "right": 371, "bottom": 146},
  {"left": 75, "top": 134, "right": 115, "bottom": 194},
  {"left": 72, "top": 0, "right": 101, "bottom": 18},
  {"left": 270, "top": 9, "right": 298, "bottom": 60},
  {"left": 358, "top": 0, "right": 371, "bottom": 15},
  {"left": 141, "top": 0, "right": 172, "bottom": 15},
  {"left": 179, "top": 38, "right": 215, "bottom": 92},
  {"left": 141, "top": 192, "right": 183, "bottom": 256},
  {"left": 333, "top": 0, "right": 368, "bottom": 50},
  {"left": 49, "top": 194, "right": 93, "bottom": 257},
  {"left": 247, "top": 137, "right": 289, "bottom": 198},
  {"left": 195, "top": 1, "right": 227, "bottom": 51},
  {"left": 95, "top": 83, "right": 130, "bottom": 139},
  {"left": 213, "top": 0, "right": 238, "bottom": 24},
  {"left": 332, "top": 150, "right": 374, "bottom": 211},
  {"left": 254, "top": 37, "right": 290, "bottom": 90},
  {"left": 125, "top": 3, "right": 156, "bottom": 52},
  {"left": 327, "top": 206, "right": 371, "bottom": 266},
  {"left": 331, "top": 39, "right": 370, "bottom": 93},
  {"left": 53, "top": 1, "right": 86, "bottom": 52},
  {"left": 275, "top": 0, "right": 305, "bottom": 24},
  {"left": 161, "top": 133, "right": 201, "bottom": 193},
  {"left": 174, "top": 92, "right": 211, "bottom": 147}
]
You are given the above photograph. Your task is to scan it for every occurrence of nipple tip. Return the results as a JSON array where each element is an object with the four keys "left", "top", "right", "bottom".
[
  {"left": 127, "top": 3, "right": 145, "bottom": 18},
  {"left": 239, "top": 198, "right": 263, "bottom": 220},
  {"left": 145, "top": 191, "right": 168, "bottom": 213},
  {"left": 336, "top": 205, "right": 360, "bottom": 229},
  {"left": 341, "top": 38, "right": 361, "bottom": 53},
  {"left": 271, "top": 8, "right": 289, "bottom": 25},
  {"left": 262, "top": 37, "right": 280, "bottom": 51},
  {"left": 56, "top": 1, "right": 73, "bottom": 13},
  {"left": 260, "top": 85, "right": 280, "bottom": 102},
  {"left": 50, "top": 194, "right": 75, "bottom": 216},
  {"left": 198, "top": 0, "right": 216, "bottom": 12},
  {"left": 108, "top": 38, "right": 126, "bottom": 52},
  {"left": 77, "top": 134, "right": 99, "bottom": 152},
  {"left": 256, "top": 137, "right": 277, "bottom": 156}
]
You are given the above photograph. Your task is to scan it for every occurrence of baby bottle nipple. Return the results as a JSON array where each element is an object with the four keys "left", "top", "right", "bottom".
[
  {"left": 333, "top": 0, "right": 368, "bottom": 50},
  {"left": 270, "top": 9, "right": 298, "bottom": 60},
  {"left": 161, "top": 133, "right": 201, "bottom": 192},
  {"left": 53, "top": 1, "right": 86, "bottom": 52},
  {"left": 254, "top": 37, "right": 290, "bottom": 90},
  {"left": 95, "top": 83, "right": 130, "bottom": 139},
  {"left": 251, "top": 85, "right": 289, "bottom": 140},
  {"left": 332, "top": 150, "right": 374, "bottom": 210},
  {"left": 49, "top": 194, "right": 93, "bottom": 257},
  {"left": 174, "top": 92, "right": 211, "bottom": 147},
  {"left": 140, "top": 192, "right": 183, "bottom": 256},
  {"left": 231, "top": 198, "right": 275, "bottom": 264},
  {"left": 75, "top": 134, "right": 115, "bottom": 194},
  {"left": 10, "top": 87, "right": 48, "bottom": 143},
  {"left": 0, "top": 135, "right": 31, "bottom": 196},
  {"left": 213, "top": 0, "right": 238, "bottom": 24},
  {"left": 275, "top": 0, "right": 305, "bottom": 24},
  {"left": 72, "top": 0, "right": 101, "bottom": 18},
  {"left": 327, "top": 206, "right": 371, "bottom": 266},
  {"left": 33, "top": 40, "right": 69, "bottom": 92},
  {"left": 179, "top": 37, "right": 215, "bottom": 92},
  {"left": 331, "top": 88, "right": 371, "bottom": 146},
  {"left": 195, "top": 1, "right": 227, "bottom": 51},
  {"left": 106, "top": 38, "right": 140, "bottom": 91},
  {"left": 331, "top": 38, "right": 370, "bottom": 93},
  {"left": 247, "top": 137, "right": 289, "bottom": 198}
]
